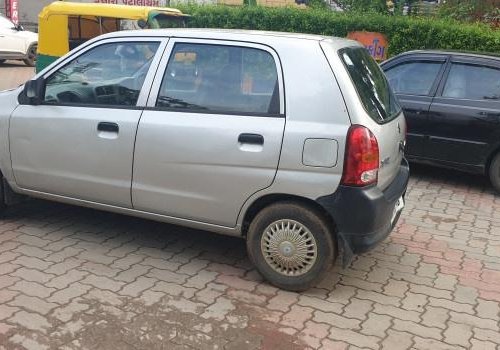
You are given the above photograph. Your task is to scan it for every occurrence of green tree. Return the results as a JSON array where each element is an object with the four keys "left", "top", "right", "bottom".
[
  {"left": 335, "top": 0, "right": 388, "bottom": 12},
  {"left": 438, "top": 0, "right": 498, "bottom": 22}
]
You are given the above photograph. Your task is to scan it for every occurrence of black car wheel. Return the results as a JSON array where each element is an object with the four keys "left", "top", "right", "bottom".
[
  {"left": 246, "top": 202, "right": 335, "bottom": 291},
  {"left": 23, "top": 44, "right": 37, "bottom": 67}
]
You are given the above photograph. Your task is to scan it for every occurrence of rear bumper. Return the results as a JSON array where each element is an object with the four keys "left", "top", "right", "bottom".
[{"left": 317, "top": 158, "right": 410, "bottom": 266}]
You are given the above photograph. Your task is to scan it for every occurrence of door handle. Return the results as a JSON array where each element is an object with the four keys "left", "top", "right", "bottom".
[
  {"left": 238, "top": 133, "right": 264, "bottom": 145},
  {"left": 97, "top": 122, "right": 119, "bottom": 133}
]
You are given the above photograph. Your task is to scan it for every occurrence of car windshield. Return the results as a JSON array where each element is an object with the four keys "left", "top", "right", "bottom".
[{"left": 340, "top": 47, "right": 401, "bottom": 123}]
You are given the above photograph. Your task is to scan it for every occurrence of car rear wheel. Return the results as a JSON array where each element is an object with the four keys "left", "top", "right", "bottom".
[
  {"left": 246, "top": 202, "right": 335, "bottom": 291},
  {"left": 489, "top": 152, "right": 500, "bottom": 193},
  {"left": 23, "top": 44, "right": 37, "bottom": 67}
]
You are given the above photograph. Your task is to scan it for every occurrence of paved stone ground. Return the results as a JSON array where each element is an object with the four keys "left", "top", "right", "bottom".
[
  {"left": 0, "top": 62, "right": 34, "bottom": 91},
  {"left": 0, "top": 164, "right": 500, "bottom": 350}
]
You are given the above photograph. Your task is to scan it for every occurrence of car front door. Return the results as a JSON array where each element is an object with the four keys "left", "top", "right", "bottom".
[
  {"left": 10, "top": 38, "right": 166, "bottom": 207},
  {"left": 383, "top": 55, "right": 447, "bottom": 159},
  {"left": 132, "top": 39, "right": 285, "bottom": 227},
  {"left": 427, "top": 57, "right": 500, "bottom": 170}
]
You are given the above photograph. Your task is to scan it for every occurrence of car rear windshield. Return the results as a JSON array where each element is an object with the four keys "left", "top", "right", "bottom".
[{"left": 340, "top": 47, "right": 401, "bottom": 123}]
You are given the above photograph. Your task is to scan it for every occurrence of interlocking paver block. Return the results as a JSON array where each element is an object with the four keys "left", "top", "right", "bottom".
[
  {"left": 421, "top": 306, "right": 449, "bottom": 329},
  {"left": 328, "top": 327, "right": 380, "bottom": 350},
  {"left": 8, "top": 310, "right": 51, "bottom": 333},
  {"left": 80, "top": 274, "right": 125, "bottom": 292},
  {"left": 444, "top": 322, "right": 472, "bottom": 347},
  {"left": 281, "top": 305, "right": 314, "bottom": 330},
  {"left": 381, "top": 330, "right": 413, "bottom": 350},
  {"left": 9, "top": 295, "right": 58, "bottom": 315},
  {"left": 267, "top": 290, "right": 299, "bottom": 312},
  {"left": 0, "top": 168, "right": 499, "bottom": 349},
  {"left": 48, "top": 282, "right": 92, "bottom": 304},
  {"left": 313, "top": 310, "right": 361, "bottom": 330},
  {"left": 200, "top": 297, "right": 235, "bottom": 321},
  {"left": 360, "top": 313, "right": 392, "bottom": 338},
  {"left": 52, "top": 299, "right": 89, "bottom": 322}
]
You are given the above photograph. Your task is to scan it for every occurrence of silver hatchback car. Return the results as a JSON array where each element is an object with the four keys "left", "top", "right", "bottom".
[{"left": 0, "top": 29, "right": 409, "bottom": 291}]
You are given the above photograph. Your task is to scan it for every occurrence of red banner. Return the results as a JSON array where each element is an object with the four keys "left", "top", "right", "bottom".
[{"left": 4, "top": 0, "right": 19, "bottom": 24}]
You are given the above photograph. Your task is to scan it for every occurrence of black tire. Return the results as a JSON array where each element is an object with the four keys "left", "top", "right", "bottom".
[
  {"left": 0, "top": 175, "right": 6, "bottom": 213},
  {"left": 489, "top": 152, "right": 500, "bottom": 193},
  {"left": 246, "top": 202, "right": 335, "bottom": 292},
  {"left": 23, "top": 44, "right": 37, "bottom": 67},
  {"left": 0, "top": 59, "right": 5, "bottom": 64}
]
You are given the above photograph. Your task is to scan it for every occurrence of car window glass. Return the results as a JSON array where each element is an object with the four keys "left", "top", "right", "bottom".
[
  {"left": 44, "top": 42, "right": 159, "bottom": 107},
  {"left": 443, "top": 63, "right": 500, "bottom": 100},
  {"left": 156, "top": 43, "right": 280, "bottom": 115},
  {"left": 340, "top": 47, "right": 401, "bottom": 123},
  {"left": 385, "top": 61, "right": 442, "bottom": 96}
]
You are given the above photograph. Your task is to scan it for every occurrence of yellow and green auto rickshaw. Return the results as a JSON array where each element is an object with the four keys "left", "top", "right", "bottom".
[{"left": 36, "top": 1, "right": 189, "bottom": 72}]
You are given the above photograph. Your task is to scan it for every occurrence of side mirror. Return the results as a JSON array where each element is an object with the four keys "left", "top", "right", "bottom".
[
  {"left": 137, "top": 19, "right": 148, "bottom": 29},
  {"left": 24, "top": 78, "right": 45, "bottom": 105},
  {"left": 13, "top": 24, "right": 23, "bottom": 31}
]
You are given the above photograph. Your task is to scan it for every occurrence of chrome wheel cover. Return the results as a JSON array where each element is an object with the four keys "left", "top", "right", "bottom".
[{"left": 261, "top": 219, "right": 317, "bottom": 276}]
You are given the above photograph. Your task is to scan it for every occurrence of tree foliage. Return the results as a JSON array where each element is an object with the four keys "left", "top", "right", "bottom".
[{"left": 177, "top": 5, "right": 500, "bottom": 57}]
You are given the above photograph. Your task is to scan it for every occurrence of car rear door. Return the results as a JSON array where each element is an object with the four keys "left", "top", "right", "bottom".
[
  {"left": 10, "top": 37, "right": 166, "bottom": 207},
  {"left": 382, "top": 54, "right": 447, "bottom": 159},
  {"left": 427, "top": 56, "right": 500, "bottom": 169},
  {"left": 132, "top": 38, "right": 285, "bottom": 227}
]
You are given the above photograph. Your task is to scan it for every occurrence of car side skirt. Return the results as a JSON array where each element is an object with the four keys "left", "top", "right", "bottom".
[{"left": 14, "top": 187, "right": 243, "bottom": 237}]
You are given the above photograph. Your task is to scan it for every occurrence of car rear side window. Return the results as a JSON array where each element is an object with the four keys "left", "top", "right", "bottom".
[
  {"left": 443, "top": 63, "right": 500, "bottom": 100},
  {"left": 340, "top": 47, "right": 401, "bottom": 123},
  {"left": 156, "top": 43, "right": 280, "bottom": 116},
  {"left": 385, "top": 61, "right": 443, "bottom": 96}
]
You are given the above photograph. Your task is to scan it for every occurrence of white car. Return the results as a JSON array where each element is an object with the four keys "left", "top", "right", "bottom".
[{"left": 0, "top": 14, "right": 38, "bottom": 66}]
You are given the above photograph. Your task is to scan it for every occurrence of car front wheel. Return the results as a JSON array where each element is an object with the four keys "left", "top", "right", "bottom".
[
  {"left": 246, "top": 202, "right": 335, "bottom": 291},
  {"left": 23, "top": 44, "right": 37, "bottom": 67}
]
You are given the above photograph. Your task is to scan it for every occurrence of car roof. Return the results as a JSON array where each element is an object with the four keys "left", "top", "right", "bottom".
[
  {"left": 394, "top": 49, "right": 500, "bottom": 60},
  {"left": 97, "top": 28, "right": 358, "bottom": 47}
]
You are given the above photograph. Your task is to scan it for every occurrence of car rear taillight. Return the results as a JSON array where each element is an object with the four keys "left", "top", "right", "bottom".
[{"left": 341, "top": 125, "right": 379, "bottom": 186}]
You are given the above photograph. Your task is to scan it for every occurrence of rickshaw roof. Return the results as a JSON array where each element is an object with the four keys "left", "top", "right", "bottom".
[{"left": 39, "top": 1, "right": 185, "bottom": 20}]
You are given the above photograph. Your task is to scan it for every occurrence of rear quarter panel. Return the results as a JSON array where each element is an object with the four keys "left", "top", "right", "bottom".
[
  {"left": 237, "top": 37, "right": 351, "bottom": 224},
  {"left": 321, "top": 40, "right": 406, "bottom": 190}
]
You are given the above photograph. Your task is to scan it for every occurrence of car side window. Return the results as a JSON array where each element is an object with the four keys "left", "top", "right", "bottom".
[
  {"left": 44, "top": 41, "right": 160, "bottom": 107},
  {"left": 385, "top": 61, "right": 443, "bottom": 96},
  {"left": 156, "top": 43, "right": 280, "bottom": 115},
  {"left": 443, "top": 63, "right": 500, "bottom": 100}
]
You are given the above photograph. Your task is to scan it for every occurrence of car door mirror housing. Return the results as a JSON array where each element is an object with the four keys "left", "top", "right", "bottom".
[{"left": 24, "top": 78, "right": 45, "bottom": 105}]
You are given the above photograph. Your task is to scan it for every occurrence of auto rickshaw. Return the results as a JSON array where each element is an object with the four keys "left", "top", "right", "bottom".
[{"left": 36, "top": 1, "right": 189, "bottom": 72}]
